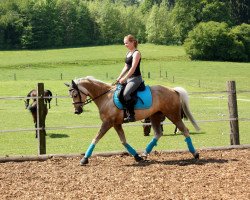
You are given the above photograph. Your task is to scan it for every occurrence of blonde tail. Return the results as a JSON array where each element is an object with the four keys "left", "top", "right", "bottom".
[{"left": 174, "top": 87, "right": 200, "bottom": 132}]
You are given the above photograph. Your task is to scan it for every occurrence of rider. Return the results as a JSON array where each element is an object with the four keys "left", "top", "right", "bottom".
[{"left": 116, "top": 34, "right": 143, "bottom": 123}]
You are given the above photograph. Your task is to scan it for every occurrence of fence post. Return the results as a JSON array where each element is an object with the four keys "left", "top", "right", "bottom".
[
  {"left": 37, "top": 83, "right": 46, "bottom": 154},
  {"left": 55, "top": 94, "right": 58, "bottom": 106},
  {"left": 227, "top": 81, "right": 240, "bottom": 145}
]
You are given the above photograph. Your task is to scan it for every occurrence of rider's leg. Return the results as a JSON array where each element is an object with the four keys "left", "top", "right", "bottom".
[{"left": 123, "top": 76, "right": 142, "bottom": 122}]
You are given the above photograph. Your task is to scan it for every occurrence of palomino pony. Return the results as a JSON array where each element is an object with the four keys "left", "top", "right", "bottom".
[
  {"left": 65, "top": 76, "right": 200, "bottom": 165},
  {"left": 25, "top": 89, "right": 53, "bottom": 138}
]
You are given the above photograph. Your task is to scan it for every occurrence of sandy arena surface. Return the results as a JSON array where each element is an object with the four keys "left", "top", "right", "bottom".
[{"left": 0, "top": 148, "right": 249, "bottom": 200}]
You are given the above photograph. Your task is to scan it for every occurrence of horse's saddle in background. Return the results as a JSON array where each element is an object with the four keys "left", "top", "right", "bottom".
[{"left": 113, "top": 83, "right": 152, "bottom": 110}]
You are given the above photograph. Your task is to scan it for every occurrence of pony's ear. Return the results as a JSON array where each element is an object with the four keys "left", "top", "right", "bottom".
[
  {"left": 71, "top": 80, "right": 78, "bottom": 89},
  {"left": 64, "top": 82, "right": 71, "bottom": 87}
]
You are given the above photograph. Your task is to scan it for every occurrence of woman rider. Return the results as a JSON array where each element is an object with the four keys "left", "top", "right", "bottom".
[{"left": 116, "top": 34, "right": 143, "bottom": 123}]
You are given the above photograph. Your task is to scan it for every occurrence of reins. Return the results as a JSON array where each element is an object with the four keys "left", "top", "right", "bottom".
[{"left": 71, "top": 82, "right": 116, "bottom": 106}]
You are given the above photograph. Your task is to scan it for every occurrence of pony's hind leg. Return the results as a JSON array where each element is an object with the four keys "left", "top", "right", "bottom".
[
  {"left": 142, "top": 113, "right": 163, "bottom": 157},
  {"left": 114, "top": 124, "right": 143, "bottom": 162},
  {"left": 175, "top": 120, "right": 199, "bottom": 159}
]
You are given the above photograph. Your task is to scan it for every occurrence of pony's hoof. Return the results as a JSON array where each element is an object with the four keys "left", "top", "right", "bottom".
[
  {"left": 141, "top": 152, "right": 148, "bottom": 158},
  {"left": 80, "top": 157, "right": 89, "bottom": 165},
  {"left": 193, "top": 152, "right": 199, "bottom": 160},
  {"left": 134, "top": 154, "right": 144, "bottom": 162}
]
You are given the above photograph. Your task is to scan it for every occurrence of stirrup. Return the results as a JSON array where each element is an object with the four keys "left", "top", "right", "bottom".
[{"left": 123, "top": 116, "right": 135, "bottom": 123}]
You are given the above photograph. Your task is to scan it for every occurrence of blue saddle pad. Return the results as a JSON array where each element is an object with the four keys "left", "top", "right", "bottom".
[{"left": 113, "top": 85, "right": 152, "bottom": 110}]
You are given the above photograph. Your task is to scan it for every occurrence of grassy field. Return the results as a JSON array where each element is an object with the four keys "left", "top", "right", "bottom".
[{"left": 0, "top": 44, "right": 249, "bottom": 156}]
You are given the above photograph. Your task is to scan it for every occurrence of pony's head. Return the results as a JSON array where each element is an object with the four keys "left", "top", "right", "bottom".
[
  {"left": 25, "top": 89, "right": 37, "bottom": 109},
  {"left": 65, "top": 80, "right": 88, "bottom": 115}
]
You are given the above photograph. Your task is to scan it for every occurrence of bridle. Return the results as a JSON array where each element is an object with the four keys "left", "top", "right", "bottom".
[{"left": 69, "top": 84, "right": 115, "bottom": 106}]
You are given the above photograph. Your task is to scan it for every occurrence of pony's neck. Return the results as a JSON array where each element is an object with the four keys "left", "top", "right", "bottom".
[{"left": 78, "top": 77, "right": 112, "bottom": 100}]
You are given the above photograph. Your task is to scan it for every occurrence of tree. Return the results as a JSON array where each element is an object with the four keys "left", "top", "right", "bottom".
[
  {"left": 231, "top": 23, "right": 250, "bottom": 60},
  {"left": 0, "top": 0, "right": 25, "bottom": 49},
  {"left": 120, "top": 5, "right": 146, "bottom": 43},
  {"left": 230, "top": 0, "right": 249, "bottom": 24},
  {"left": 170, "top": 0, "right": 235, "bottom": 44},
  {"left": 202, "top": 1, "right": 234, "bottom": 25},
  {"left": 28, "top": 0, "right": 59, "bottom": 48},
  {"left": 88, "top": 0, "right": 125, "bottom": 44},
  {"left": 56, "top": 0, "right": 95, "bottom": 47},
  {"left": 146, "top": 2, "right": 173, "bottom": 44},
  {"left": 184, "top": 21, "right": 248, "bottom": 62},
  {"left": 170, "top": 0, "right": 202, "bottom": 44}
]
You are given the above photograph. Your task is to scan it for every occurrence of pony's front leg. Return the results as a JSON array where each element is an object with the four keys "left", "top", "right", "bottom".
[
  {"left": 80, "top": 122, "right": 112, "bottom": 165},
  {"left": 114, "top": 124, "right": 143, "bottom": 162}
]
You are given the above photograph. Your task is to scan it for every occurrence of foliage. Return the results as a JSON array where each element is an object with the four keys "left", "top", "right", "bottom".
[
  {"left": 169, "top": 0, "right": 236, "bottom": 44},
  {"left": 201, "top": 0, "right": 234, "bottom": 25},
  {"left": 230, "top": 23, "right": 250, "bottom": 61},
  {"left": 169, "top": 0, "right": 202, "bottom": 44},
  {"left": 0, "top": 0, "right": 249, "bottom": 52},
  {"left": 0, "top": 0, "right": 97, "bottom": 49},
  {"left": 230, "top": 0, "right": 250, "bottom": 24},
  {"left": 120, "top": 5, "right": 147, "bottom": 43},
  {"left": 184, "top": 21, "right": 249, "bottom": 62},
  {"left": 146, "top": 2, "right": 174, "bottom": 44},
  {"left": 89, "top": 1, "right": 125, "bottom": 44}
]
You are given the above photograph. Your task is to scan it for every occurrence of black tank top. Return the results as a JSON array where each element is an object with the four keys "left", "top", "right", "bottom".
[{"left": 125, "top": 50, "right": 141, "bottom": 77}]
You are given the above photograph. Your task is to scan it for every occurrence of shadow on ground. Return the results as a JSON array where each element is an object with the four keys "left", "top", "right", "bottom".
[
  {"left": 127, "top": 157, "right": 233, "bottom": 167},
  {"left": 48, "top": 133, "right": 69, "bottom": 138}
]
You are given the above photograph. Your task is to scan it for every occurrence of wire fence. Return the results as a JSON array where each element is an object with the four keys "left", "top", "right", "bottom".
[{"left": 0, "top": 88, "right": 249, "bottom": 156}]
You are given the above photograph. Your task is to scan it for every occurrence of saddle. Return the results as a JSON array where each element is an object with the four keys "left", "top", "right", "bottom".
[{"left": 113, "top": 82, "right": 152, "bottom": 110}]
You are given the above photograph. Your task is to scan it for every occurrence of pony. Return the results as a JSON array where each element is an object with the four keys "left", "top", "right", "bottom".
[
  {"left": 65, "top": 76, "right": 200, "bottom": 165},
  {"left": 25, "top": 89, "right": 53, "bottom": 138}
]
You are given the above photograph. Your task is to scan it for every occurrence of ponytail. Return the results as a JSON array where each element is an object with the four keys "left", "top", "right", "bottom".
[{"left": 124, "top": 34, "right": 138, "bottom": 48}]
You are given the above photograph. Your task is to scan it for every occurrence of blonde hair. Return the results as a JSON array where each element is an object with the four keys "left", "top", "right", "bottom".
[{"left": 124, "top": 34, "right": 138, "bottom": 48}]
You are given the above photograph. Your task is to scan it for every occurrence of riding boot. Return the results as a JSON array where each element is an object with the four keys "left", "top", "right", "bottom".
[{"left": 124, "top": 99, "right": 136, "bottom": 123}]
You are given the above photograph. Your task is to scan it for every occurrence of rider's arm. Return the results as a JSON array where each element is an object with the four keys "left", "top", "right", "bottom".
[{"left": 117, "top": 63, "right": 128, "bottom": 81}]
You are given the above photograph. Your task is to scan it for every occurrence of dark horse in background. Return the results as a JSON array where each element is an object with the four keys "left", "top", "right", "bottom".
[
  {"left": 142, "top": 108, "right": 187, "bottom": 136},
  {"left": 25, "top": 89, "right": 53, "bottom": 138}
]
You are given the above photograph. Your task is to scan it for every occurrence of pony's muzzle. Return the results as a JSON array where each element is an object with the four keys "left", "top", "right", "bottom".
[{"left": 74, "top": 107, "right": 83, "bottom": 115}]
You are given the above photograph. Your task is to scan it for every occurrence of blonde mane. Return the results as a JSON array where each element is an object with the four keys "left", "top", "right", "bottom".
[{"left": 74, "top": 76, "right": 111, "bottom": 86}]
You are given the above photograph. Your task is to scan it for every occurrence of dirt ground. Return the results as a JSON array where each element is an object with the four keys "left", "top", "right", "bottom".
[{"left": 0, "top": 148, "right": 249, "bottom": 200}]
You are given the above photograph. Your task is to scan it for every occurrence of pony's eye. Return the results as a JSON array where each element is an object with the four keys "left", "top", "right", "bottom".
[{"left": 73, "top": 94, "right": 78, "bottom": 98}]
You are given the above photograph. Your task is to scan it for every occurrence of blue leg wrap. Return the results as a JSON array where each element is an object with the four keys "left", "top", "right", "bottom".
[
  {"left": 85, "top": 143, "right": 95, "bottom": 158},
  {"left": 185, "top": 137, "right": 196, "bottom": 154},
  {"left": 124, "top": 143, "right": 137, "bottom": 156},
  {"left": 146, "top": 138, "right": 158, "bottom": 154}
]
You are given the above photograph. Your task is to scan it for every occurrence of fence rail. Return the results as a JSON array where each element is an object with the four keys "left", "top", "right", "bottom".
[
  {"left": 1, "top": 117, "right": 250, "bottom": 134},
  {"left": 0, "top": 81, "right": 249, "bottom": 155}
]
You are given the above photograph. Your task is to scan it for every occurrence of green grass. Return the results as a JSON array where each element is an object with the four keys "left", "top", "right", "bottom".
[{"left": 0, "top": 44, "right": 249, "bottom": 156}]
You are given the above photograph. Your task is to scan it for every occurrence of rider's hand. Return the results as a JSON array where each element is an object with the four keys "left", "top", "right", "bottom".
[{"left": 119, "top": 77, "right": 126, "bottom": 84}]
